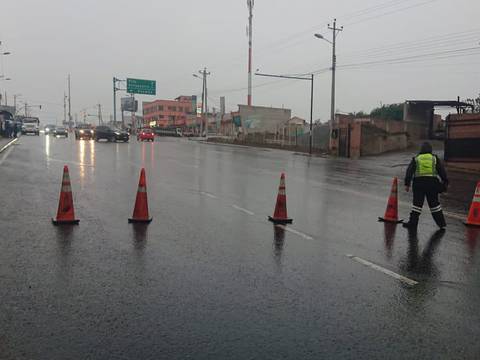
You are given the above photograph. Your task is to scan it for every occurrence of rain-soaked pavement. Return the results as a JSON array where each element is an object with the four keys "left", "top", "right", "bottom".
[{"left": 1, "top": 134, "right": 479, "bottom": 359}]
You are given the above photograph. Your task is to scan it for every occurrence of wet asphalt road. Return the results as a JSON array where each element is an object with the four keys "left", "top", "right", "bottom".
[{"left": 1, "top": 134, "right": 479, "bottom": 359}]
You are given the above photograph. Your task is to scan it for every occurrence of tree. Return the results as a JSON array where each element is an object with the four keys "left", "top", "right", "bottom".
[
  {"left": 370, "top": 103, "right": 403, "bottom": 121},
  {"left": 465, "top": 93, "right": 480, "bottom": 113}
]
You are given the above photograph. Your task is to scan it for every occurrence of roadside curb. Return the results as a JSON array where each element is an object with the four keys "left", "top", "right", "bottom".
[{"left": 0, "top": 138, "right": 18, "bottom": 154}]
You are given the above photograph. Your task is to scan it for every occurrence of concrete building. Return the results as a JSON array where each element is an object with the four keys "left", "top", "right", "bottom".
[
  {"left": 403, "top": 99, "right": 473, "bottom": 139},
  {"left": 143, "top": 96, "right": 196, "bottom": 128},
  {"left": 331, "top": 114, "right": 409, "bottom": 158},
  {"left": 445, "top": 113, "right": 480, "bottom": 173}
]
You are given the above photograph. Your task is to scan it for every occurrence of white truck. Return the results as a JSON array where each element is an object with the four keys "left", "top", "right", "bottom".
[{"left": 21, "top": 117, "right": 40, "bottom": 136}]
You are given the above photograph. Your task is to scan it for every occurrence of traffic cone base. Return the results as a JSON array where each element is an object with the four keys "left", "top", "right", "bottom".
[
  {"left": 378, "top": 217, "right": 403, "bottom": 224},
  {"left": 268, "top": 216, "right": 292, "bottom": 224},
  {"left": 52, "top": 218, "right": 80, "bottom": 225},
  {"left": 128, "top": 217, "right": 152, "bottom": 224},
  {"left": 52, "top": 165, "right": 79, "bottom": 226},
  {"left": 378, "top": 177, "right": 402, "bottom": 224},
  {"left": 464, "top": 182, "right": 480, "bottom": 227}
]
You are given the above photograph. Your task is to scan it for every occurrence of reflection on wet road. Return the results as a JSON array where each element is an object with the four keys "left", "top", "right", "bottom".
[{"left": 0, "top": 135, "right": 479, "bottom": 359}]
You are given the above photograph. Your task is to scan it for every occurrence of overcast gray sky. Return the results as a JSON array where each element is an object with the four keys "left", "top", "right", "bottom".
[{"left": 1, "top": 0, "right": 479, "bottom": 123}]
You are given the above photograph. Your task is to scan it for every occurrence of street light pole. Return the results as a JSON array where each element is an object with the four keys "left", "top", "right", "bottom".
[
  {"left": 68, "top": 74, "right": 72, "bottom": 129},
  {"left": 315, "top": 19, "right": 343, "bottom": 155},
  {"left": 255, "top": 72, "right": 314, "bottom": 155},
  {"left": 329, "top": 19, "right": 342, "bottom": 154}
]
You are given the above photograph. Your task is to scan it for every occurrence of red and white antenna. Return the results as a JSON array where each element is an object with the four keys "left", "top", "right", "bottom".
[{"left": 247, "top": 0, "right": 254, "bottom": 106}]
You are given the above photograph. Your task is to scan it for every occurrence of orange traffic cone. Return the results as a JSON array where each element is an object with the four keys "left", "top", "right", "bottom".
[
  {"left": 464, "top": 182, "right": 480, "bottom": 227},
  {"left": 268, "top": 173, "right": 293, "bottom": 224},
  {"left": 52, "top": 165, "right": 80, "bottom": 225},
  {"left": 128, "top": 168, "right": 152, "bottom": 223},
  {"left": 378, "top": 177, "right": 403, "bottom": 224}
]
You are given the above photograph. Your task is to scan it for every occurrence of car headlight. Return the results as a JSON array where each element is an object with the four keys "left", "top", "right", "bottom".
[
  {"left": 115, "top": 132, "right": 120, "bottom": 135},
  {"left": 79, "top": 130, "right": 84, "bottom": 134}
]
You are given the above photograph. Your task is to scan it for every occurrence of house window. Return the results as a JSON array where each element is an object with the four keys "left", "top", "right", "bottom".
[
  {"left": 178, "top": 107, "right": 183, "bottom": 112},
  {"left": 157, "top": 105, "right": 164, "bottom": 111}
]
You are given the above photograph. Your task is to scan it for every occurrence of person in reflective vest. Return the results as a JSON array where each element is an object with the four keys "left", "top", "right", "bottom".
[{"left": 403, "top": 142, "right": 448, "bottom": 231}]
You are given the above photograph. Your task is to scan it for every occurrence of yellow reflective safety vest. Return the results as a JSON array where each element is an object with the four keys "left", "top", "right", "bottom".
[{"left": 415, "top": 153, "right": 437, "bottom": 177}]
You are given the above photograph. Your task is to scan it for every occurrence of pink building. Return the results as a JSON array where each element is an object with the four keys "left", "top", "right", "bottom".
[{"left": 143, "top": 96, "right": 195, "bottom": 128}]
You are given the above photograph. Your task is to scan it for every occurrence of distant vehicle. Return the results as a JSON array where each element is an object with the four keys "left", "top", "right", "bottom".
[
  {"left": 182, "top": 129, "right": 195, "bottom": 137},
  {"left": 74, "top": 124, "right": 94, "bottom": 140},
  {"left": 44, "top": 124, "right": 56, "bottom": 135},
  {"left": 137, "top": 128, "right": 155, "bottom": 142},
  {"left": 154, "top": 127, "right": 183, "bottom": 137},
  {"left": 21, "top": 117, "right": 40, "bottom": 136},
  {"left": 53, "top": 126, "right": 68, "bottom": 137},
  {"left": 95, "top": 126, "right": 129, "bottom": 142}
]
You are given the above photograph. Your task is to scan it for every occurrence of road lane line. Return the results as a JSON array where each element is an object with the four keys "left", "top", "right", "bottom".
[
  {"left": 0, "top": 138, "right": 18, "bottom": 154},
  {"left": 275, "top": 225, "right": 314, "bottom": 240},
  {"left": 346, "top": 254, "right": 418, "bottom": 286},
  {"left": 0, "top": 146, "right": 13, "bottom": 166},
  {"left": 199, "top": 191, "right": 218, "bottom": 199},
  {"left": 231, "top": 205, "right": 255, "bottom": 215}
]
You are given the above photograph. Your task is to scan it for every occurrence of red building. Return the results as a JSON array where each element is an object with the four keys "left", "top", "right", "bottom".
[{"left": 143, "top": 96, "right": 196, "bottom": 128}]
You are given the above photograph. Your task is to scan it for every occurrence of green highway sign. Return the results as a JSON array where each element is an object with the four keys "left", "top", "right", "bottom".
[{"left": 126, "top": 78, "right": 156, "bottom": 95}]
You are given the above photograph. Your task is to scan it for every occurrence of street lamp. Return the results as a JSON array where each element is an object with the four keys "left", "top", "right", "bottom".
[
  {"left": 314, "top": 34, "right": 332, "bottom": 44},
  {"left": 314, "top": 19, "right": 343, "bottom": 155}
]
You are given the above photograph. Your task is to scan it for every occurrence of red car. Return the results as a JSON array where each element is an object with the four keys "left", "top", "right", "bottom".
[{"left": 137, "top": 128, "right": 155, "bottom": 142}]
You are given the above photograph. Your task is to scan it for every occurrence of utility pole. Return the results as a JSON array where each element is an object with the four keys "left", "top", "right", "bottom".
[
  {"left": 24, "top": 102, "right": 28, "bottom": 116},
  {"left": 13, "top": 94, "right": 19, "bottom": 115},
  {"left": 113, "top": 77, "right": 117, "bottom": 125},
  {"left": 247, "top": 0, "right": 254, "bottom": 106},
  {"left": 198, "top": 68, "right": 211, "bottom": 137},
  {"left": 68, "top": 74, "right": 72, "bottom": 130},
  {"left": 63, "top": 93, "right": 67, "bottom": 125},
  {"left": 98, "top": 104, "right": 103, "bottom": 125},
  {"left": 131, "top": 94, "right": 135, "bottom": 133},
  {"left": 328, "top": 19, "right": 343, "bottom": 155}
]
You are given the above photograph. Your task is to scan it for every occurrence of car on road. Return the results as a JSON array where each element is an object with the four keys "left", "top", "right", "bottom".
[
  {"left": 137, "top": 128, "right": 155, "bottom": 142},
  {"left": 53, "top": 126, "right": 68, "bottom": 137},
  {"left": 74, "top": 124, "right": 94, "bottom": 140},
  {"left": 44, "top": 124, "right": 56, "bottom": 135},
  {"left": 21, "top": 118, "right": 40, "bottom": 136},
  {"left": 95, "top": 126, "right": 129, "bottom": 142}
]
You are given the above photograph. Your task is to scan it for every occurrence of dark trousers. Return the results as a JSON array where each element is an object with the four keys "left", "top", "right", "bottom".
[{"left": 407, "top": 178, "right": 446, "bottom": 229}]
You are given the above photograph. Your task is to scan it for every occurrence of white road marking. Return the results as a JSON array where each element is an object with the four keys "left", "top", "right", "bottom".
[
  {"left": 275, "top": 224, "right": 314, "bottom": 240},
  {"left": 443, "top": 211, "right": 464, "bottom": 221},
  {"left": 168, "top": 158, "right": 199, "bottom": 169},
  {"left": 346, "top": 254, "right": 418, "bottom": 286},
  {"left": 0, "top": 146, "right": 13, "bottom": 166},
  {"left": 231, "top": 205, "right": 255, "bottom": 215},
  {"left": 200, "top": 191, "right": 218, "bottom": 199},
  {"left": 0, "top": 138, "right": 18, "bottom": 154}
]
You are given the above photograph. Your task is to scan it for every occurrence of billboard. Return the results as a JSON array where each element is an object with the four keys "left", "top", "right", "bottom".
[{"left": 121, "top": 97, "right": 138, "bottom": 112}]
